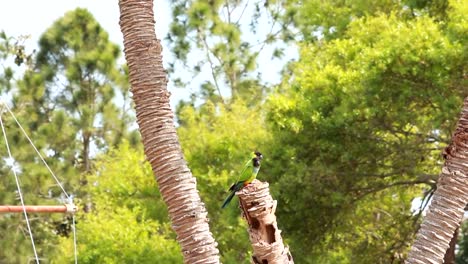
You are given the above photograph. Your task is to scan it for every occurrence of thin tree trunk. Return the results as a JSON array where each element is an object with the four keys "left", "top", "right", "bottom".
[
  {"left": 118, "top": 1, "right": 220, "bottom": 263},
  {"left": 237, "top": 179, "right": 294, "bottom": 264},
  {"left": 82, "top": 133, "right": 91, "bottom": 174},
  {"left": 406, "top": 97, "right": 468, "bottom": 264}
]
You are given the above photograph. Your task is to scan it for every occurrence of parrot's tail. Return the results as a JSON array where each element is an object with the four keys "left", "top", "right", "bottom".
[{"left": 221, "top": 191, "right": 236, "bottom": 209}]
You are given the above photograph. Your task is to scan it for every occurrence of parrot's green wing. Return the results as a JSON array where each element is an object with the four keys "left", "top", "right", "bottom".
[
  {"left": 222, "top": 154, "right": 260, "bottom": 208},
  {"left": 238, "top": 158, "right": 253, "bottom": 182},
  {"left": 229, "top": 158, "right": 253, "bottom": 189}
]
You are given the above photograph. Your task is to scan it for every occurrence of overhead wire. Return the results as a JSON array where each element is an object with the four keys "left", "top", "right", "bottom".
[
  {"left": 0, "top": 106, "right": 40, "bottom": 264},
  {"left": 2, "top": 102, "right": 70, "bottom": 199},
  {"left": 0, "top": 101, "right": 78, "bottom": 263},
  {"left": 73, "top": 215, "right": 78, "bottom": 264}
]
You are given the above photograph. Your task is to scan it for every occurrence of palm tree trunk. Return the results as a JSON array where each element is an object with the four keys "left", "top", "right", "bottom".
[
  {"left": 406, "top": 97, "right": 468, "bottom": 264},
  {"left": 118, "top": 1, "right": 220, "bottom": 263},
  {"left": 443, "top": 226, "right": 458, "bottom": 264},
  {"left": 237, "top": 179, "right": 294, "bottom": 263}
]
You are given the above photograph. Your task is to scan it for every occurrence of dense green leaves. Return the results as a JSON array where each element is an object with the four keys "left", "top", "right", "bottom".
[
  {"left": 17, "top": 8, "right": 137, "bottom": 173},
  {"left": 279, "top": 0, "right": 451, "bottom": 42},
  {"left": 168, "top": 0, "right": 287, "bottom": 103},
  {"left": 0, "top": 8, "right": 138, "bottom": 263},
  {"left": 170, "top": 0, "right": 467, "bottom": 262},
  {"left": 177, "top": 100, "right": 270, "bottom": 263},
  {"left": 0, "top": 0, "right": 467, "bottom": 263},
  {"left": 265, "top": 8, "right": 466, "bottom": 263},
  {"left": 457, "top": 220, "right": 468, "bottom": 263},
  {"left": 54, "top": 143, "right": 182, "bottom": 263}
]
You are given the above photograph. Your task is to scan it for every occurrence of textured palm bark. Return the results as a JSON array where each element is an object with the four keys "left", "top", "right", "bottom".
[
  {"left": 406, "top": 97, "right": 468, "bottom": 264},
  {"left": 118, "top": 1, "right": 220, "bottom": 263},
  {"left": 237, "top": 179, "right": 294, "bottom": 264},
  {"left": 442, "top": 226, "right": 458, "bottom": 264}
]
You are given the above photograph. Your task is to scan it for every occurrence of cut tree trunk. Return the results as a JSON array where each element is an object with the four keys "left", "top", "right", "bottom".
[
  {"left": 237, "top": 179, "right": 294, "bottom": 264},
  {"left": 406, "top": 97, "right": 468, "bottom": 264},
  {"left": 118, "top": 1, "right": 220, "bottom": 263}
]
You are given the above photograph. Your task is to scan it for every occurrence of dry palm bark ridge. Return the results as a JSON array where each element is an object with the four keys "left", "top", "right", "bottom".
[
  {"left": 118, "top": 1, "right": 220, "bottom": 263},
  {"left": 237, "top": 179, "right": 294, "bottom": 264},
  {"left": 406, "top": 97, "right": 468, "bottom": 264}
]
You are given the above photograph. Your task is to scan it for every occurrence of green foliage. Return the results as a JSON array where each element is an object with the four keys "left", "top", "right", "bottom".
[
  {"left": 177, "top": 99, "right": 270, "bottom": 263},
  {"left": 0, "top": 0, "right": 466, "bottom": 263},
  {"left": 54, "top": 143, "right": 182, "bottom": 263},
  {"left": 265, "top": 10, "right": 466, "bottom": 263},
  {"left": 16, "top": 8, "right": 137, "bottom": 173},
  {"left": 168, "top": 0, "right": 467, "bottom": 263},
  {"left": 0, "top": 31, "right": 68, "bottom": 263},
  {"left": 168, "top": 0, "right": 286, "bottom": 102},
  {"left": 280, "top": 0, "right": 450, "bottom": 41},
  {"left": 0, "top": 8, "right": 138, "bottom": 263},
  {"left": 0, "top": 31, "right": 32, "bottom": 92},
  {"left": 446, "top": 0, "right": 468, "bottom": 43},
  {"left": 457, "top": 220, "right": 468, "bottom": 263}
]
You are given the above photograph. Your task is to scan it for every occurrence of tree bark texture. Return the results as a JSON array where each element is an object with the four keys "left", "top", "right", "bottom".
[
  {"left": 443, "top": 226, "right": 458, "bottom": 264},
  {"left": 118, "top": 1, "right": 220, "bottom": 263},
  {"left": 406, "top": 97, "right": 468, "bottom": 264},
  {"left": 237, "top": 179, "right": 294, "bottom": 264}
]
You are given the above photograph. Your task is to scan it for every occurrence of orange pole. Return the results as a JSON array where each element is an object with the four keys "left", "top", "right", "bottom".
[{"left": 0, "top": 204, "right": 77, "bottom": 214}]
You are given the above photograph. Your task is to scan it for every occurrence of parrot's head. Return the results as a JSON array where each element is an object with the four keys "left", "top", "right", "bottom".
[
  {"left": 253, "top": 151, "right": 263, "bottom": 160},
  {"left": 252, "top": 151, "right": 263, "bottom": 167}
]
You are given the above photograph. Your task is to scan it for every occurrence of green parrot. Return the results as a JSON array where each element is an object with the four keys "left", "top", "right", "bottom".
[{"left": 221, "top": 151, "right": 263, "bottom": 208}]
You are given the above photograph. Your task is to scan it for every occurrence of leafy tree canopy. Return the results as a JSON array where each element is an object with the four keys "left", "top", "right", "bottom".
[
  {"left": 265, "top": 6, "right": 466, "bottom": 262},
  {"left": 54, "top": 142, "right": 182, "bottom": 263},
  {"left": 0, "top": 0, "right": 467, "bottom": 263},
  {"left": 177, "top": 99, "right": 270, "bottom": 263},
  {"left": 16, "top": 8, "right": 138, "bottom": 174},
  {"left": 0, "top": 8, "right": 138, "bottom": 263}
]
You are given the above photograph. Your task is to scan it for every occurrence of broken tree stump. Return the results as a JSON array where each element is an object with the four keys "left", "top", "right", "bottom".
[{"left": 237, "top": 179, "right": 294, "bottom": 264}]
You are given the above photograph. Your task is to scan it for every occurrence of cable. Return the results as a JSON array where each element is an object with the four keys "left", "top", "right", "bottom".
[
  {"left": 2, "top": 102, "right": 70, "bottom": 199},
  {"left": 72, "top": 215, "right": 78, "bottom": 264},
  {"left": 0, "top": 111, "right": 40, "bottom": 264},
  {"left": 1, "top": 101, "right": 78, "bottom": 263}
]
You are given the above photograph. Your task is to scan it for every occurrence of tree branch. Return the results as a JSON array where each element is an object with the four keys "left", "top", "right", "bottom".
[
  {"left": 200, "top": 30, "right": 225, "bottom": 103},
  {"left": 354, "top": 178, "right": 435, "bottom": 201}
]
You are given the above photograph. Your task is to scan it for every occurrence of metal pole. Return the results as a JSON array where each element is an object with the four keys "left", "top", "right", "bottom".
[{"left": 0, "top": 204, "right": 77, "bottom": 214}]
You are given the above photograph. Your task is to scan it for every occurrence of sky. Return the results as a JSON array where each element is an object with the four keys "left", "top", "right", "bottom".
[
  {"left": 0, "top": 1, "right": 296, "bottom": 108},
  {"left": 0, "top": 0, "right": 189, "bottom": 105}
]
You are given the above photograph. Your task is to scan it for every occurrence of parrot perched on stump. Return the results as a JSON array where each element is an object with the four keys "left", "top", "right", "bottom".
[{"left": 221, "top": 151, "right": 263, "bottom": 208}]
